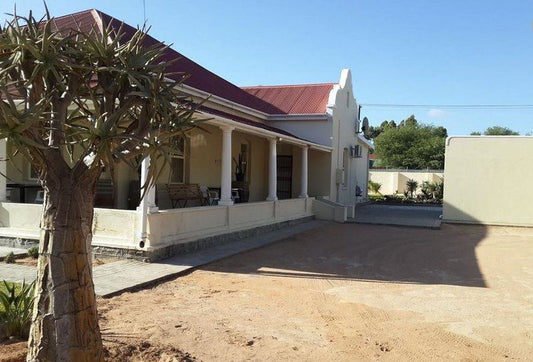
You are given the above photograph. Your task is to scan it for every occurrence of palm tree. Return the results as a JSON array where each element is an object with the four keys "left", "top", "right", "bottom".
[
  {"left": 0, "top": 10, "right": 201, "bottom": 360},
  {"left": 368, "top": 180, "right": 382, "bottom": 195},
  {"left": 406, "top": 179, "right": 418, "bottom": 199}
]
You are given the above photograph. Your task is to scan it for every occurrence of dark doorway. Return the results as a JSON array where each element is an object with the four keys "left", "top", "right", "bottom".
[{"left": 277, "top": 155, "right": 292, "bottom": 199}]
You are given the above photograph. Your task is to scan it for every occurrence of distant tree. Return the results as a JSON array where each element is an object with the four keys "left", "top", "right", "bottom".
[
  {"left": 432, "top": 126, "right": 448, "bottom": 138},
  {"left": 471, "top": 126, "right": 519, "bottom": 135},
  {"left": 365, "top": 120, "right": 398, "bottom": 140},
  {"left": 373, "top": 116, "right": 447, "bottom": 169},
  {"left": 399, "top": 114, "right": 417, "bottom": 128}
]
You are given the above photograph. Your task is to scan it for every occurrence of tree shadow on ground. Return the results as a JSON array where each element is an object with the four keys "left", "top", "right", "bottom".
[{"left": 200, "top": 205, "right": 487, "bottom": 288}]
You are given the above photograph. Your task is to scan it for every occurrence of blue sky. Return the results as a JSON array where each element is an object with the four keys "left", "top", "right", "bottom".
[{"left": 1, "top": 1, "right": 532, "bottom": 136}]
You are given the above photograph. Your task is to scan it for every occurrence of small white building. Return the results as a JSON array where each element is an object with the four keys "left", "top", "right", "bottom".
[{"left": 0, "top": 9, "right": 372, "bottom": 259}]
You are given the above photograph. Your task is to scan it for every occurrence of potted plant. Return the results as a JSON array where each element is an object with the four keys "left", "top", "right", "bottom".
[{"left": 233, "top": 152, "right": 247, "bottom": 182}]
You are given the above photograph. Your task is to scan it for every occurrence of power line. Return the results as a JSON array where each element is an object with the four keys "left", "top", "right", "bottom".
[{"left": 361, "top": 103, "right": 533, "bottom": 110}]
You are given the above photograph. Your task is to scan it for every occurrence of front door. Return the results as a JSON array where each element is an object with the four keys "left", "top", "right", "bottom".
[{"left": 277, "top": 156, "right": 292, "bottom": 199}]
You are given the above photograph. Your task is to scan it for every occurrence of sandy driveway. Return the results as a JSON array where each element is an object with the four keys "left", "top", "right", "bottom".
[{"left": 94, "top": 223, "right": 532, "bottom": 361}]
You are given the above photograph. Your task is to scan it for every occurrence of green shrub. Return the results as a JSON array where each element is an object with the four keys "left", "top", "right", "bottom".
[
  {"left": 4, "top": 252, "right": 15, "bottom": 264},
  {"left": 369, "top": 194, "right": 385, "bottom": 202},
  {"left": 434, "top": 181, "right": 444, "bottom": 200},
  {"left": 28, "top": 247, "right": 39, "bottom": 259},
  {"left": 0, "top": 280, "right": 35, "bottom": 339},
  {"left": 367, "top": 180, "right": 382, "bottom": 195},
  {"left": 384, "top": 194, "right": 406, "bottom": 203},
  {"left": 405, "top": 179, "right": 418, "bottom": 199}
]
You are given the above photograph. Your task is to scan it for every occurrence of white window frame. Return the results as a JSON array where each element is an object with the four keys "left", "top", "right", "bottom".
[
  {"left": 27, "top": 162, "right": 38, "bottom": 181},
  {"left": 169, "top": 136, "right": 187, "bottom": 184}
]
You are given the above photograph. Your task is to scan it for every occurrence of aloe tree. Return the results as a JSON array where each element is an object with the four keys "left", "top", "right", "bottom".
[{"left": 0, "top": 11, "right": 199, "bottom": 360}]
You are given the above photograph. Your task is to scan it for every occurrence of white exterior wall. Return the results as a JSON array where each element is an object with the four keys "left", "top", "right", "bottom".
[
  {"left": 269, "top": 119, "right": 333, "bottom": 146},
  {"left": 354, "top": 147, "right": 370, "bottom": 198},
  {"left": 308, "top": 148, "right": 331, "bottom": 197},
  {"left": 327, "top": 69, "right": 372, "bottom": 205},
  {"left": 443, "top": 136, "right": 533, "bottom": 226}
]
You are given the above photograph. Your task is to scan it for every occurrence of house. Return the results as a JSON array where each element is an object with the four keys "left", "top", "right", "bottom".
[{"left": 0, "top": 9, "right": 372, "bottom": 260}]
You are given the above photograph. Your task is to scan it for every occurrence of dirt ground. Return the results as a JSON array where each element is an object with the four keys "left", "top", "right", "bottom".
[{"left": 2, "top": 223, "right": 532, "bottom": 361}]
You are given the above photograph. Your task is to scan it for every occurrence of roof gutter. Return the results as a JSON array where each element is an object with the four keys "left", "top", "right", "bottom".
[
  {"left": 357, "top": 134, "right": 374, "bottom": 151},
  {"left": 203, "top": 113, "right": 332, "bottom": 153},
  {"left": 268, "top": 113, "right": 329, "bottom": 121},
  {"left": 178, "top": 83, "right": 271, "bottom": 120}
]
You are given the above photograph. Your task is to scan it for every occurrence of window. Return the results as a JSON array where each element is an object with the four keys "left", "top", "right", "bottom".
[
  {"left": 351, "top": 145, "right": 362, "bottom": 158},
  {"left": 27, "top": 162, "right": 38, "bottom": 181},
  {"left": 169, "top": 136, "right": 186, "bottom": 183}
]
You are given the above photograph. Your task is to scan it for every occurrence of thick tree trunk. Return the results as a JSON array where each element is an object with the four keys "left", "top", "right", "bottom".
[{"left": 27, "top": 172, "right": 104, "bottom": 361}]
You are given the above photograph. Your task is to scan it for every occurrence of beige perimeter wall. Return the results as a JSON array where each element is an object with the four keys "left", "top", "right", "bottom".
[
  {"left": 370, "top": 170, "right": 444, "bottom": 195},
  {"left": 443, "top": 136, "right": 533, "bottom": 226}
]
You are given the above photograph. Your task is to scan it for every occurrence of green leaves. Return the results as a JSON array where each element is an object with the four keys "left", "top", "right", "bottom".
[
  {"left": 0, "top": 280, "right": 35, "bottom": 339},
  {"left": 471, "top": 125, "right": 520, "bottom": 136},
  {"left": 405, "top": 179, "right": 418, "bottom": 199},
  {"left": 367, "top": 180, "right": 382, "bottom": 194},
  {"left": 0, "top": 10, "right": 203, "bottom": 186},
  {"left": 374, "top": 117, "right": 446, "bottom": 170}
]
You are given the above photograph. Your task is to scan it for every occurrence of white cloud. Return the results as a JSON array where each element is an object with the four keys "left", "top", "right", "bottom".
[{"left": 427, "top": 108, "right": 447, "bottom": 118}]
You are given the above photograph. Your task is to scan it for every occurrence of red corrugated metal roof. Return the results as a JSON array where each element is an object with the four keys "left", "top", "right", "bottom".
[
  {"left": 48, "top": 10, "right": 334, "bottom": 119},
  {"left": 242, "top": 84, "right": 335, "bottom": 115},
  {"left": 50, "top": 10, "right": 285, "bottom": 115}
]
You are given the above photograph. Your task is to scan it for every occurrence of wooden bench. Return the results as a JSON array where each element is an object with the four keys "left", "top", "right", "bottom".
[{"left": 167, "top": 183, "right": 205, "bottom": 208}]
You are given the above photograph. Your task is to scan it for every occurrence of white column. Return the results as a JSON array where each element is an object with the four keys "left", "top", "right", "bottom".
[
  {"left": 299, "top": 145, "right": 308, "bottom": 198},
  {"left": 136, "top": 155, "right": 157, "bottom": 248},
  {"left": 138, "top": 156, "right": 158, "bottom": 213},
  {"left": 0, "top": 139, "right": 6, "bottom": 201},
  {"left": 266, "top": 138, "right": 278, "bottom": 201},
  {"left": 219, "top": 126, "right": 234, "bottom": 206}
]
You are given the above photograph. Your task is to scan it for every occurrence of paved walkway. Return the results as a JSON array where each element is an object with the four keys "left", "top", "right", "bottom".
[
  {"left": 0, "top": 219, "right": 329, "bottom": 297},
  {"left": 0, "top": 246, "right": 28, "bottom": 259},
  {"left": 349, "top": 204, "right": 442, "bottom": 229}
]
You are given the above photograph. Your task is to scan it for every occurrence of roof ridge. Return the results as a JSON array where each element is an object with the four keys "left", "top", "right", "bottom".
[
  {"left": 49, "top": 8, "right": 96, "bottom": 21},
  {"left": 241, "top": 82, "right": 336, "bottom": 89}
]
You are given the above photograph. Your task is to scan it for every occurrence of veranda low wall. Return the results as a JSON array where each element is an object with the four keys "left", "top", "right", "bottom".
[
  {"left": 369, "top": 169, "right": 444, "bottom": 195},
  {"left": 0, "top": 202, "right": 138, "bottom": 249},
  {"left": 146, "top": 198, "right": 314, "bottom": 249},
  {"left": 0, "top": 198, "right": 315, "bottom": 257}
]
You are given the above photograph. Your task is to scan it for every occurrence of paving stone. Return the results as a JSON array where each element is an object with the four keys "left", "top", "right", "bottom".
[
  {"left": 0, "top": 246, "right": 28, "bottom": 258},
  {"left": 0, "top": 219, "right": 330, "bottom": 297},
  {"left": 0, "top": 263, "right": 37, "bottom": 283}
]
